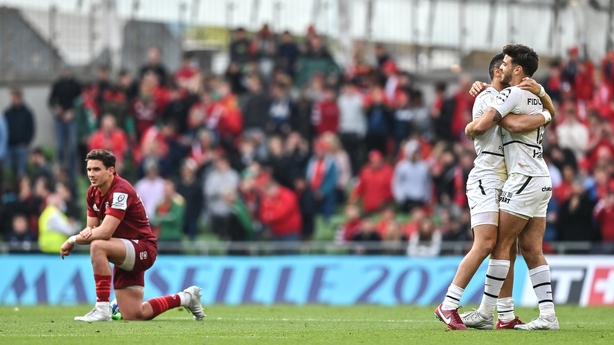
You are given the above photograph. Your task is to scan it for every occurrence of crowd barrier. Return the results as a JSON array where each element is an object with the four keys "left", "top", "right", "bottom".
[{"left": 1, "top": 255, "right": 612, "bottom": 306}]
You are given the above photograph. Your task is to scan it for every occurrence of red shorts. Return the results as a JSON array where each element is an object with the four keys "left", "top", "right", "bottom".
[{"left": 113, "top": 239, "right": 157, "bottom": 289}]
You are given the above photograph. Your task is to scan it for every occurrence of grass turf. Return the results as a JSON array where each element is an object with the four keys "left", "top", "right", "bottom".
[{"left": 0, "top": 305, "right": 612, "bottom": 345}]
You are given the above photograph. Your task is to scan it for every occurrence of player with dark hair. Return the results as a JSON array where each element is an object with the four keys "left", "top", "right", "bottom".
[
  {"left": 464, "top": 44, "right": 560, "bottom": 330},
  {"left": 60, "top": 149, "right": 204, "bottom": 322},
  {"left": 435, "top": 51, "right": 555, "bottom": 330}
]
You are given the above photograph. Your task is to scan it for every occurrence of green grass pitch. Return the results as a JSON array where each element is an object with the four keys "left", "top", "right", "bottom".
[{"left": 1, "top": 305, "right": 612, "bottom": 344}]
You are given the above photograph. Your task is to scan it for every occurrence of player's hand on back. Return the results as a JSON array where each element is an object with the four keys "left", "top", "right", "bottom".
[
  {"left": 469, "top": 81, "right": 489, "bottom": 97},
  {"left": 60, "top": 241, "right": 74, "bottom": 259},
  {"left": 518, "top": 77, "right": 541, "bottom": 95}
]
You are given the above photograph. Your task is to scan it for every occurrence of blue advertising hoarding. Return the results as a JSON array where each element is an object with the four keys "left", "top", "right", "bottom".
[{"left": 0, "top": 255, "right": 528, "bottom": 305}]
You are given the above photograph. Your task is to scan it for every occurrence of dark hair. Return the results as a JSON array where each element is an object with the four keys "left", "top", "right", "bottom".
[
  {"left": 10, "top": 88, "right": 22, "bottom": 97},
  {"left": 488, "top": 53, "right": 505, "bottom": 80},
  {"left": 502, "top": 44, "right": 539, "bottom": 77},
  {"left": 85, "top": 149, "right": 116, "bottom": 169}
]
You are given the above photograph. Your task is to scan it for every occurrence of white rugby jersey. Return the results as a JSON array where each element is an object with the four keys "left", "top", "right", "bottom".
[
  {"left": 492, "top": 86, "right": 550, "bottom": 177},
  {"left": 468, "top": 87, "right": 507, "bottom": 181}
]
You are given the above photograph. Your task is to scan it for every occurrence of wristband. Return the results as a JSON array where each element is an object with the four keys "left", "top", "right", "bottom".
[
  {"left": 541, "top": 110, "right": 552, "bottom": 124},
  {"left": 537, "top": 85, "right": 546, "bottom": 98},
  {"left": 68, "top": 235, "right": 77, "bottom": 244}
]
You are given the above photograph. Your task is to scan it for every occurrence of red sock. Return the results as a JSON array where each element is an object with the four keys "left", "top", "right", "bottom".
[
  {"left": 94, "top": 274, "right": 112, "bottom": 302},
  {"left": 147, "top": 294, "right": 182, "bottom": 318}
]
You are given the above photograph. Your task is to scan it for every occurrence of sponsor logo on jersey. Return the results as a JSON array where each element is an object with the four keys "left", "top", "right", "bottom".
[
  {"left": 112, "top": 192, "right": 129, "bottom": 210},
  {"left": 93, "top": 204, "right": 99, "bottom": 211},
  {"left": 495, "top": 88, "right": 511, "bottom": 105},
  {"left": 527, "top": 98, "right": 543, "bottom": 106},
  {"left": 499, "top": 191, "right": 513, "bottom": 204},
  {"left": 542, "top": 186, "right": 552, "bottom": 192}
]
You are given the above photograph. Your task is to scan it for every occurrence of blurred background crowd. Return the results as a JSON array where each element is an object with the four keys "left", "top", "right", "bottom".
[{"left": 1, "top": 0, "right": 614, "bottom": 256}]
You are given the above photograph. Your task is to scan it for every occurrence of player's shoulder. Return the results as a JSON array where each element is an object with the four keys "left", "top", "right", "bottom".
[{"left": 494, "top": 86, "right": 523, "bottom": 104}]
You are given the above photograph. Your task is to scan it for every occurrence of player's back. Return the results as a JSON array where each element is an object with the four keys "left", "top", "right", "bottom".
[
  {"left": 469, "top": 87, "right": 507, "bottom": 181},
  {"left": 495, "top": 87, "right": 549, "bottom": 177}
]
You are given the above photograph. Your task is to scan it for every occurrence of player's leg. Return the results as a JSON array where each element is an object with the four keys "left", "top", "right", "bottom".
[
  {"left": 515, "top": 216, "right": 559, "bottom": 331},
  {"left": 495, "top": 238, "right": 525, "bottom": 329},
  {"left": 114, "top": 286, "right": 204, "bottom": 321},
  {"left": 74, "top": 238, "right": 127, "bottom": 322},
  {"left": 474, "top": 210, "right": 527, "bottom": 319},
  {"left": 437, "top": 219, "right": 497, "bottom": 330},
  {"left": 114, "top": 240, "right": 205, "bottom": 321}
]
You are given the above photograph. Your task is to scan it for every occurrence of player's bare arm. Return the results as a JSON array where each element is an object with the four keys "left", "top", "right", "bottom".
[
  {"left": 465, "top": 107, "right": 502, "bottom": 137},
  {"left": 77, "top": 215, "right": 121, "bottom": 243},
  {"left": 499, "top": 109, "right": 551, "bottom": 133}
]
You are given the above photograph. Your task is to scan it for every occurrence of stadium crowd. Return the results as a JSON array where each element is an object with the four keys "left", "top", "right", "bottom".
[{"left": 1, "top": 24, "right": 614, "bottom": 256}]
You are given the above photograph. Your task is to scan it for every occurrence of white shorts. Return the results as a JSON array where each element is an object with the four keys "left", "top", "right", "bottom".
[
  {"left": 466, "top": 177, "right": 504, "bottom": 228},
  {"left": 499, "top": 173, "right": 552, "bottom": 219}
]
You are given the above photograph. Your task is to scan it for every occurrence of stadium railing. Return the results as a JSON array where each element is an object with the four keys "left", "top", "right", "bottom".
[{"left": 0, "top": 240, "right": 598, "bottom": 256}]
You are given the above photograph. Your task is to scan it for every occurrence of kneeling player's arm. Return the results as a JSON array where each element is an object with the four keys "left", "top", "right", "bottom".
[
  {"left": 76, "top": 215, "right": 121, "bottom": 243},
  {"left": 498, "top": 110, "right": 551, "bottom": 133},
  {"left": 466, "top": 107, "right": 502, "bottom": 137}
]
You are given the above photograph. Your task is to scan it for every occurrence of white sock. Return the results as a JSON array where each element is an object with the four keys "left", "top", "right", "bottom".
[
  {"left": 529, "top": 265, "right": 555, "bottom": 318},
  {"left": 477, "top": 259, "right": 510, "bottom": 317},
  {"left": 497, "top": 297, "right": 515, "bottom": 322},
  {"left": 179, "top": 292, "right": 191, "bottom": 307},
  {"left": 442, "top": 284, "right": 464, "bottom": 310}
]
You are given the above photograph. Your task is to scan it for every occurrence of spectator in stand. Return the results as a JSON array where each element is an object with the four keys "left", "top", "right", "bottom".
[
  {"left": 175, "top": 52, "right": 201, "bottom": 93},
  {"left": 3, "top": 88, "right": 35, "bottom": 179},
  {"left": 335, "top": 203, "right": 362, "bottom": 244},
  {"left": 222, "top": 189, "right": 254, "bottom": 253},
  {"left": 408, "top": 90, "right": 432, "bottom": 141},
  {"left": 364, "top": 85, "right": 394, "bottom": 155},
  {"left": 204, "top": 153, "right": 240, "bottom": 239},
  {"left": 176, "top": 158, "right": 204, "bottom": 241},
  {"left": 268, "top": 78, "right": 296, "bottom": 135},
  {"left": 135, "top": 158, "right": 165, "bottom": 218},
  {"left": 38, "top": 193, "right": 79, "bottom": 254},
  {"left": 312, "top": 85, "right": 340, "bottom": 136},
  {"left": 285, "top": 132, "right": 311, "bottom": 182},
  {"left": 585, "top": 120, "right": 614, "bottom": 169},
  {"left": 92, "top": 65, "right": 111, "bottom": 110},
  {"left": 294, "top": 176, "right": 316, "bottom": 241},
  {"left": 207, "top": 79, "right": 243, "bottom": 144},
  {"left": 431, "top": 146, "right": 457, "bottom": 202},
  {"left": 266, "top": 136, "right": 294, "bottom": 189},
  {"left": 591, "top": 73, "right": 614, "bottom": 121},
  {"left": 382, "top": 61, "right": 400, "bottom": 104},
  {"left": 28, "top": 149, "right": 53, "bottom": 185},
  {"left": 338, "top": 80, "right": 367, "bottom": 174},
  {"left": 48, "top": 67, "right": 82, "bottom": 180},
  {"left": 563, "top": 46, "right": 594, "bottom": 103},
  {"left": 0, "top": 111, "right": 6, "bottom": 188},
  {"left": 556, "top": 103, "right": 589, "bottom": 160},
  {"left": 139, "top": 46, "right": 168, "bottom": 85},
  {"left": 553, "top": 164, "right": 576, "bottom": 205},
  {"left": 594, "top": 186, "right": 614, "bottom": 254},
  {"left": 293, "top": 88, "right": 315, "bottom": 143},
  {"left": 0, "top": 176, "right": 40, "bottom": 240},
  {"left": 131, "top": 72, "right": 162, "bottom": 141},
  {"left": 431, "top": 82, "right": 455, "bottom": 141},
  {"left": 321, "top": 133, "right": 351, "bottom": 203},
  {"left": 351, "top": 217, "right": 382, "bottom": 255},
  {"left": 119, "top": 69, "right": 139, "bottom": 103},
  {"left": 242, "top": 74, "right": 272, "bottom": 133},
  {"left": 306, "top": 139, "right": 338, "bottom": 220},
  {"left": 450, "top": 74, "right": 474, "bottom": 140},
  {"left": 229, "top": 27, "right": 252, "bottom": 65},
  {"left": 556, "top": 179, "right": 599, "bottom": 253},
  {"left": 55, "top": 180, "right": 80, "bottom": 225},
  {"left": 163, "top": 84, "right": 195, "bottom": 135},
  {"left": 8, "top": 214, "right": 33, "bottom": 253},
  {"left": 259, "top": 180, "right": 302, "bottom": 241},
  {"left": 251, "top": 24, "right": 277, "bottom": 81},
  {"left": 225, "top": 62, "right": 248, "bottom": 96},
  {"left": 375, "top": 205, "right": 396, "bottom": 239},
  {"left": 88, "top": 114, "right": 129, "bottom": 166},
  {"left": 392, "top": 140, "right": 431, "bottom": 212},
  {"left": 150, "top": 179, "right": 186, "bottom": 244},
  {"left": 393, "top": 91, "right": 412, "bottom": 151},
  {"left": 374, "top": 43, "right": 391, "bottom": 69},
  {"left": 543, "top": 60, "right": 563, "bottom": 104},
  {"left": 277, "top": 30, "right": 299, "bottom": 77},
  {"left": 407, "top": 218, "right": 441, "bottom": 257},
  {"left": 350, "top": 150, "right": 393, "bottom": 214},
  {"left": 602, "top": 50, "right": 614, "bottom": 92}
]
